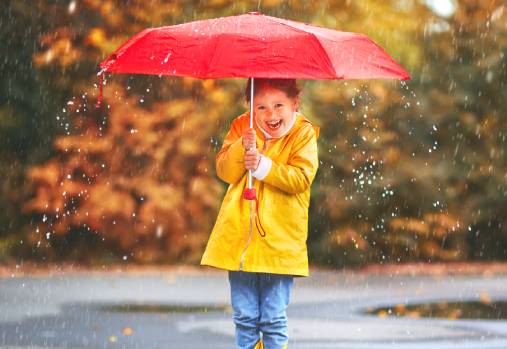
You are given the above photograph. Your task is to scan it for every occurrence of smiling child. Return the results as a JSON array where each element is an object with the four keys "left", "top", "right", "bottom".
[{"left": 201, "top": 78, "right": 319, "bottom": 349}]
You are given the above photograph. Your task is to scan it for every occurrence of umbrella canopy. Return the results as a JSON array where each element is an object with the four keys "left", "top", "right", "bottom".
[{"left": 98, "top": 12, "right": 410, "bottom": 80}]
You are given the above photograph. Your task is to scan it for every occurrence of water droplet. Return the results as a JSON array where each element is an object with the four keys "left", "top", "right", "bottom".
[{"left": 162, "top": 53, "right": 172, "bottom": 64}]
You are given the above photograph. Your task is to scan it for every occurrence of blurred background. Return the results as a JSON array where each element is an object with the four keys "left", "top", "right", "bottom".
[{"left": 1, "top": 0, "right": 505, "bottom": 268}]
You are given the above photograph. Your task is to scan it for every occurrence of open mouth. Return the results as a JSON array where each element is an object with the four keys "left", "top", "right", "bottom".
[{"left": 266, "top": 120, "right": 282, "bottom": 130}]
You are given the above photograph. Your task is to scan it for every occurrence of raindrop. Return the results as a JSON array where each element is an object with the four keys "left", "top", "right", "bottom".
[
  {"left": 486, "top": 71, "right": 493, "bottom": 83},
  {"left": 162, "top": 52, "right": 172, "bottom": 64},
  {"left": 68, "top": 0, "right": 77, "bottom": 14}
]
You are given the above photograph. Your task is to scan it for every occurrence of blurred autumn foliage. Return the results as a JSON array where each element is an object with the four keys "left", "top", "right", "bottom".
[
  {"left": 1, "top": 0, "right": 506, "bottom": 266},
  {"left": 23, "top": 81, "right": 226, "bottom": 263}
]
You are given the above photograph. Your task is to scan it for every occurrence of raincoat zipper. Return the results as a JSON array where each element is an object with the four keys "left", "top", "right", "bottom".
[{"left": 239, "top": 138, "right": 268, "bottom": 271}]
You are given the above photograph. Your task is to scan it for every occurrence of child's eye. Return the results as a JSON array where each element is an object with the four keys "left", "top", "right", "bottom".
[
  {"left": 257, "top": 106, "right": 265, "bottom": 110},
  {"left": 275, "top": 103, "right": 284, "bottom": 108}
]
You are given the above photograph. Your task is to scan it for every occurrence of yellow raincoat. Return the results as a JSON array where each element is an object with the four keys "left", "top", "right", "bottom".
[{"left": 200, "top": 111, "right": 319, "bottom": 277}]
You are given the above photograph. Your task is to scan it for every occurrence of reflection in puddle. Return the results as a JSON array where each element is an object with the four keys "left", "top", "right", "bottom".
[
  {"left": 96, "top": 303, "right": 229, "bottom": 313},
  {"left": 365, "top": 300, "right": 507, "bottom": 320}
]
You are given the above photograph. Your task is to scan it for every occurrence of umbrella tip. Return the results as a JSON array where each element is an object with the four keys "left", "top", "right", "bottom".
[
  {"left": 248, "top": 11, "right": 261, "bottom": 15},
  {"left": 95, "top": 73, "right": 104, "bottom": 109}
]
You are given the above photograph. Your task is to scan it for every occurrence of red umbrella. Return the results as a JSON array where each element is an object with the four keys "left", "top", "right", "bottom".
[
  {"left": 98, "top": 11, "right": 409, "bottom": 82},
  {"left": 96, "top": 11, "right": 410, "bottom": 222}
]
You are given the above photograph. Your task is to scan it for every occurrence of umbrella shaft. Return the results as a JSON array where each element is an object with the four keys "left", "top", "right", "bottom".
[{"left": 248, "top": 77, "right": 254, "bottom": 189}]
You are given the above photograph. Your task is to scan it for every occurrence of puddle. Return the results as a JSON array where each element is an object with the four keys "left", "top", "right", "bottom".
[
  {"left": 365, "top": 300, "right": 507, "bottom": 320},
  {"left": 96, "top": 303, "right": 229, "bottom": 314}
]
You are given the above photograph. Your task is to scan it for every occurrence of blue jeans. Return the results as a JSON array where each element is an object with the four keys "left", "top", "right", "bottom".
[{"left": 228, "top": 271, "right": 294, "bottom": 349}]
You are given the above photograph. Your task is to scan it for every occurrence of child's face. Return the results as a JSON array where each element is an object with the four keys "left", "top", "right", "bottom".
[{"left": 253, "top": 86, "right": 300, "bottom": 138}]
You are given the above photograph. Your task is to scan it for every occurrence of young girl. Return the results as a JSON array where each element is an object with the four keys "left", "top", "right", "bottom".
[{"left": 201, "top": 78, "right": 319, "bottom": 349}]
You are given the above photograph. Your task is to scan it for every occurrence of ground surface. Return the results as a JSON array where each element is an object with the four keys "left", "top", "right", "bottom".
[{"left": 1, "top": 262, "right": 507, "bottom": 348}]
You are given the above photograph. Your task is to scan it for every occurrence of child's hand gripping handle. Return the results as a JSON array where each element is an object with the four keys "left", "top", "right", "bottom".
[
  {"left": 242, "top": 128, "right": 266, "bottom": 237},
  {"left": 242, "top": 128, "right": 257, "bottom": 192}
]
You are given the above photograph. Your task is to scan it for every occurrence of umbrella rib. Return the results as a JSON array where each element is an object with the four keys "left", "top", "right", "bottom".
[
  {"left": 262, "top": 16, "right": 339, "bottom": 79},
  {"left": 100, "top": 28, "right": 156, "bottom": 72},
  {"left": 203, "top": 34, "right": 222, "bottom": 78}
]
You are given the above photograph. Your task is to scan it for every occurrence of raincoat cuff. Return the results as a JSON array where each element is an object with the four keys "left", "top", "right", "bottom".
[{"left": 252, "top": 154, "right": 272, "bottom": 180}]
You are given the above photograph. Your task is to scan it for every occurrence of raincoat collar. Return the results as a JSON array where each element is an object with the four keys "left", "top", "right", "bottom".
[{"left": 254, "top": 111, "right": 298, "bottom": 141}]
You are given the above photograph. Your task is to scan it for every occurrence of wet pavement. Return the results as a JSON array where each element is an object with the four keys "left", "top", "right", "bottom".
[{"left": 1, "top": 267, "right": 506, "bottom": 348}]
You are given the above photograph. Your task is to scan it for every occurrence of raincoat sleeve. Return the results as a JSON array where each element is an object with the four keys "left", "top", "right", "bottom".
[
  {"left": 262, "top": 125, "right": 319, "bottom": 194},
  {"left": 215, "top": 118, "right": 246, "bottom": 185}
]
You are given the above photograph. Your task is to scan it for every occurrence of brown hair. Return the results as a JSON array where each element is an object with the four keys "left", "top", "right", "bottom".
[{"left": 244, "top": 78, "right": 301, "bottom": 103}]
